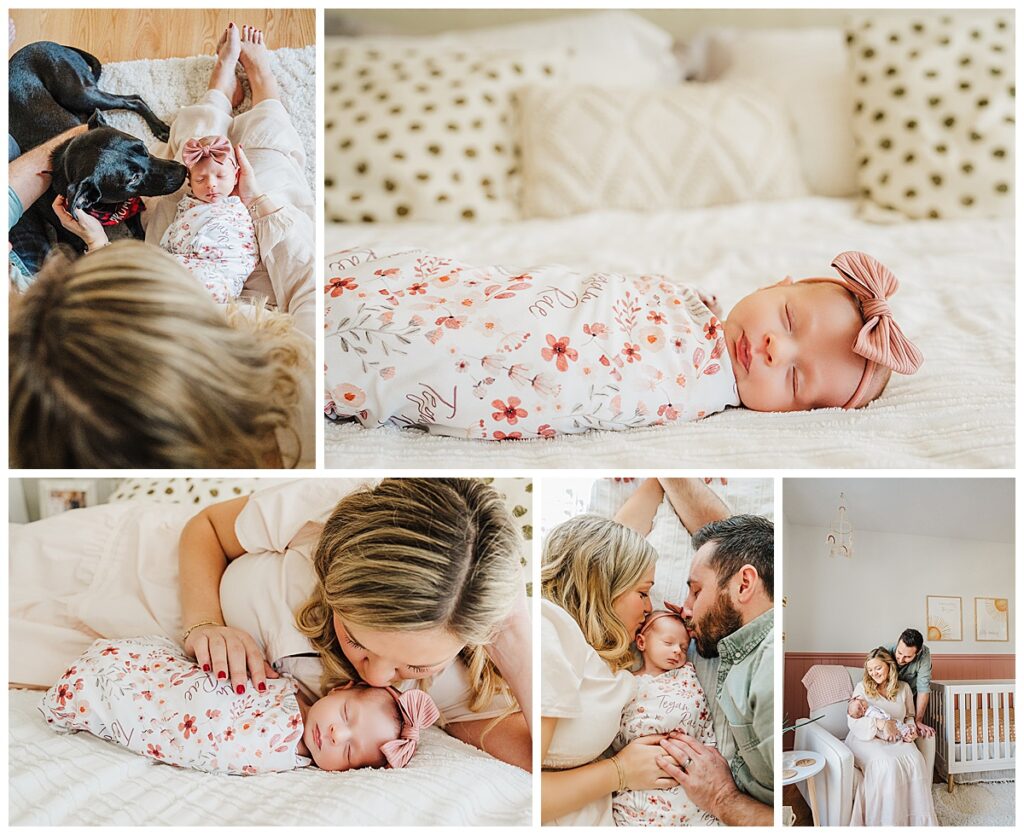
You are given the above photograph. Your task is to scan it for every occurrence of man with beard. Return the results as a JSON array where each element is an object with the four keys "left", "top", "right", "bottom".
[{"left": 658, "top": 514, "right": 774, "bottom": 826}]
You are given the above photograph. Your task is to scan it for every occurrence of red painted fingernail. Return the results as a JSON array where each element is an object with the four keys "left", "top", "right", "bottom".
[
  {"left": 202, "top": 664, "right": 211, "bottom": 672},
  {"left": 236, "top": 684, "right": 245, "bottom": 694},
  {"left": 258, "top": 682, "right": 267, "bottom": 692},
  {"left": 217, "top": 671, "right": 226, "bottom": 679}
]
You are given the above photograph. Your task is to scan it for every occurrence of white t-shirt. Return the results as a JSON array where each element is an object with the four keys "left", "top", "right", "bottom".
[{"left": 541, "top": 598, "right": 636, "bottom": 826}]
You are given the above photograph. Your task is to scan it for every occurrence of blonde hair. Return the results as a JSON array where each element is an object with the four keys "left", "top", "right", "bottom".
[
  {"left": 9, "top": 241, "right": 308, "bottom": 467},
  {"left": 862, "top": 647, "right": 900, "bottom": 700},
  {"left": 295, "top": 478, "right": 524, "bottom": 718},
  {"left": 541, "top": 514, "right": 657, "bottom": 673}
]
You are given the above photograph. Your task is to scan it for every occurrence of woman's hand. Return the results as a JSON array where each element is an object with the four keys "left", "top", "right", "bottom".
[
  {"left": 52, "top": 195, "right": 109, "bottom": 251},
  {"left": 616, "top": 734, "right": 676, "bottom": 791},
  {"left": 184, "top": 623, "right": 278, "bottom": 694},
  {"left": 232, "top": 144, "right": 263, "bottom": 208},
  {"left": 878, "top": 719, "right": 899, "bottom": 742}
]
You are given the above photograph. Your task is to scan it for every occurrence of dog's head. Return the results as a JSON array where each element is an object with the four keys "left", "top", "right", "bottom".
[{"left": 51, "top": 110, "right": 188, "bottom": 219}]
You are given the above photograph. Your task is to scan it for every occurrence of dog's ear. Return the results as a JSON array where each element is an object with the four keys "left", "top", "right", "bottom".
[
  {"left": 87, "top": 110, "right": 111, "bottom": 130},
  {"left": 66, "top": 179, "right": 102, "bottom": 219}
]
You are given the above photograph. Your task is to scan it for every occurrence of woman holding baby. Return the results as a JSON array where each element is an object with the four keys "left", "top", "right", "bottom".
[
  {"left": 540, "top": 479, "right": 728, "bottom": 826},
  {"left": 10, "top": 478, "right": 532, "bottom": 771},
  {"left": 845, "top": 647, "right": 938, "bottom": 826}
]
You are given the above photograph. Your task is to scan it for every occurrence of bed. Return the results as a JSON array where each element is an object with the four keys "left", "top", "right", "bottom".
[
  {"left": 323, "top": 11, "right": 1014, "bottom": 469},
  {"left": 325, "top": 198, "right": 1013, "bottom": 468},
  {"left": 8, "top": 477, "right": 533, "bottom": 826}
]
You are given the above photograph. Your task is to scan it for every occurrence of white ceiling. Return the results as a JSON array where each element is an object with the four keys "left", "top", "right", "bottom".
[{"left": 784, "top": 478, "right": 1015, "bottom": 544}]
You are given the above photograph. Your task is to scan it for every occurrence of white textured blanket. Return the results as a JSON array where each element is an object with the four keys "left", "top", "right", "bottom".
[
  {"left": 326, "top": 198, "right": 1013, "bottom": 467},
  {"left": 98, "top": 46, "right": 315, "bottom": 192},
  {"left": 10, "top": 689, "right": 530, "bottom": 825}
]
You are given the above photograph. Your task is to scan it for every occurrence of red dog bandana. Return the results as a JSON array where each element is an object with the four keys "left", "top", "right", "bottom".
[{"left": 85, "top": 197, "right": 145, "bottom": 227}]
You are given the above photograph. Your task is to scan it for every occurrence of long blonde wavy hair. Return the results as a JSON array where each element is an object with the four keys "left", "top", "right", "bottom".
[
  {"left": 862, "top": 647, "right": 900, "bottom": 700},
  {"left": 9, "top": 241, "right": 308, "bottom": 467},
  {"left": 295, "top": 478, "right": 524, "bottom": 719},
  {"left": 541, "top": 514, "right": 657, "bottom": 673}
]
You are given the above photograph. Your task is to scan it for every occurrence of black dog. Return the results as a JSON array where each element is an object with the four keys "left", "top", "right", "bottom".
[{"left": 9, "top": 42, "right": 187, "bottom": 261}]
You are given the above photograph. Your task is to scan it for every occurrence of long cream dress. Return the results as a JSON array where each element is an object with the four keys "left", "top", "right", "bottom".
[
  {"left": 845, "top": 680, "right": 938, "bottom": 826},
  {"left": 541, "top": 599, "right": 636, "bottom": 826}
]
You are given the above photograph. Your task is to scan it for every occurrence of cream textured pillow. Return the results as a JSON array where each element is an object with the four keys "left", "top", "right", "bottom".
[
  {"left": 847, "top": 12, "right": 1014, "bottom": 221},
  {"left": 702, "top": 27, "right": 858, "bottom": 197},
  {"left": 517, "top": 83, "right": 808, "bottom": 219},
  {"left": 324, "top": 44, "right": 567, "bottom": 223}
]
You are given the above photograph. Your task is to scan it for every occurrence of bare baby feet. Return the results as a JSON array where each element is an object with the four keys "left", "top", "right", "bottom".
[{"left": 211, "top": 22, "right": 244, "bottom": 109}]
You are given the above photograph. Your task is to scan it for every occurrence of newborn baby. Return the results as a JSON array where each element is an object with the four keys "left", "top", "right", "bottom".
[
  {"left": 39, "top": 636, "right": 439, "bottom": 775},
  {"left": 611, "top": 608, "right": 720, "bottom": 826},
  {"left": 324, "top": 247, "right": 923, "bottom": 439},
  {"left": 159, "top": 135, "right": 258, "bottom": 302},
  {"left": 848, "top": 695, "right": 918, "bottom": 743}
]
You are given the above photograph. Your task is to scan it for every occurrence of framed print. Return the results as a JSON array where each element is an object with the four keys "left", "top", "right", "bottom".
[
  {"left": 926, "top": 595, "right": 963, "bottom": 642},
  {"left": 37, "top": 479, "right": 99, "bottom": 519},
  {"left": 975, "top": 597, "right": 1009, "bottom": 642}
]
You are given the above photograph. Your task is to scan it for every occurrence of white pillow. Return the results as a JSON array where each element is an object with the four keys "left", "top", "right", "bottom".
[
  {"left": 326, "top": 10, "right": 680, "bottom": 86},
  {"left": 324, "top": 45, "right": 568, "bottom": 223},
  {"left": 846, "top": 12, "right": 1014, "bottom": 222},
  {"left": 517, "top": 83, "right": 808, "bottom": 219},
  {"left": 701, "top": 27, "right": 859, "bottom": 197}
]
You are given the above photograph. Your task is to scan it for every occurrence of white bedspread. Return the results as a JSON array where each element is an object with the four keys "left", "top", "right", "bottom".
[
  {"left": 325, "top": 198, "right": 1013, "bottom": 467},
  {"left": 9, "top": 689, "right": 529, "bottom": 826}
]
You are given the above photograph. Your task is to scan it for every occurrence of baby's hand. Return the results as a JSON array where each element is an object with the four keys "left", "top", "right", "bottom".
[
  {"left": 902, "top": 725, "right": 918, "bottom": 742},
  {"left": 695, "top": 287, "right": 723, "bottom": 318}
]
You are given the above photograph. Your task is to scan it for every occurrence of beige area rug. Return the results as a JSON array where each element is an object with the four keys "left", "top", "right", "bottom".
[
  {"left": 95, "top": 46, "right": 315, "bottom": 192},
  {"left": 932, "top": 781, "right": 1014, "bottom": 827}
]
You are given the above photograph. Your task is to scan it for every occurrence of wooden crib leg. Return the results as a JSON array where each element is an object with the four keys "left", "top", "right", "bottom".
[{"left": 947, "top": 774, "right": 954, "bottom": 793}]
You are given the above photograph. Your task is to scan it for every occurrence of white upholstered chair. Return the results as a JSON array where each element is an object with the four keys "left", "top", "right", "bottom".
[{"left": 792, "top": 666, "right": 935, "bottom": 827}]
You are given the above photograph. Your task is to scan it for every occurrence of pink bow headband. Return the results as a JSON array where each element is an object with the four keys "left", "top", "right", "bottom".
[
  {"left": 380, "top": 687, "right": 440, "bottom": 769},
  {"left": 638, "top": 602, "right": 686, "bottom": 638},
  {"left": 181, "top": 136, "right": 237, "bottom": 169},
  {"left": 804, "top": 251, "right": 924, "bottom": 409}
]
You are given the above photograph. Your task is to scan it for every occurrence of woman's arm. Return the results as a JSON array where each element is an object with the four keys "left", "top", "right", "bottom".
[
  {"left": 447, "top": 712, "right": 531, "bottom": 772},
  {"left": 178, "top": 495, "right": 276, "bottom": 693},
  {"left": 540, "top": 717, "right": 674, "bottom": 823},
  {"left": 659, "top": 478, "right": 730, "bottom": 535},
  {"left": 613, "top": 478, "right": 664, "bottom": 535}
]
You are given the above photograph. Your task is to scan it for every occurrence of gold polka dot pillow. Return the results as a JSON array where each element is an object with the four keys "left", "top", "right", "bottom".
[
  {"left": 324, "top": 45, "right": 567, "bottom": 223},
  {"left": 108, "top": 478, "right": 284, "bottom": 507},
  {"left": 847, "top": 12, "right": 1014, "bottom": 221}
]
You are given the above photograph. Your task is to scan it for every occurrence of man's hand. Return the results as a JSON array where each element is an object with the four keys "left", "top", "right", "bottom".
[
  {"left": 915, "top": 720, "right": 935, "bottom": 738},
  {"left": 658, "top": 733, "right": 737, "bottom": 818}
]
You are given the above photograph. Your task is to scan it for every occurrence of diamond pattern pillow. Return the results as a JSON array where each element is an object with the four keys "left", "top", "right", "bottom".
[
  {"left": 516, "top": 82, "right": 808, "bottom": 219},
  {"left": 324, "top": 44, "right": 567, "bottom": 223},
  {"left": 847, "top": 12, "right": 1014, "bottom": 221}
]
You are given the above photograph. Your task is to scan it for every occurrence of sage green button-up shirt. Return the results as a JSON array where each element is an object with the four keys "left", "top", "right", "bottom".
[
  {"left": 690, "top": 608, "right": 774, "bottom": 807},
  {"left": 888, "top": 641, "right": 933, "bottom": 696}
]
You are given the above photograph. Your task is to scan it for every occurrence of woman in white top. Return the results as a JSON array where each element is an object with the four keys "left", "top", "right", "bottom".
[
  {"left": 845, "top": 647, "right": 938, "bottom": 826},
  {"left": 541, "top": 495, "right": 678, "bottom": 825},
  {"left": 10, "top": 478, "right": 531, "bottom": 769}
]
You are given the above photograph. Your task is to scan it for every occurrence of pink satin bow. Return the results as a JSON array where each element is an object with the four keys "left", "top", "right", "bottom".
[
  {"left": 830, "top": 251, "right": 924, "bottom": 376},
  {"left": 181, "top": 136, "right": 236, "bottom": 169},
  {"left": 381, "top": 689, "right": 440, "bottom": 769}
]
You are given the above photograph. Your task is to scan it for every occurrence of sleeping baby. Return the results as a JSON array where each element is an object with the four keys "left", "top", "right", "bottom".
[
  {"left": 324, "top": 248, "right": 922, "bottom": 439},
  {"left": 611, "top": 608, "right": 720, "bottom": 826},
  {"left": 39, "top": 636, "right": 439, "bottom": 775},
  {"left": 847, "top": 695, "right": 918, "bottom": 743},
  {"left": 159, "top": 136, "right": 258, "bottom": 303}
]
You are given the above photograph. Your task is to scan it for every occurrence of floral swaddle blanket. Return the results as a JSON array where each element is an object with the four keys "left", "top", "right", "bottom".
[
  {"left": 612, "top": 664, "right": 721, "bottom": 826},
  {"left": 324, "top": 247, "right": 739, "bottom": 439},
  {"left": 39, "top": 636, "right": 306, "bottom": 776},
  {"left": 160, "top": 194, "right": 258, "bottom": 303}
]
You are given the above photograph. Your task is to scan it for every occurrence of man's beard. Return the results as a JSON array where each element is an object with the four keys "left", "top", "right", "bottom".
[{"left": 685, "top": 590, "right": 743, "bottom": 658}]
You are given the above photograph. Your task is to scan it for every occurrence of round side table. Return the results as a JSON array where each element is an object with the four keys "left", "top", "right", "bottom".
[{"left": 782, "top": 749, "right": 826, "bottom": 826}]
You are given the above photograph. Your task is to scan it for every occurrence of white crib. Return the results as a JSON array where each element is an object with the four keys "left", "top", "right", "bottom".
[{"left": 927, "top": 679, "right": 1015, "bottom": 792}]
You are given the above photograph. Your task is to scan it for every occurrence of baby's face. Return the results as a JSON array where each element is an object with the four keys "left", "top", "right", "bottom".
[
  {"left": 848, "top": 697, "right": 868, "bottom": 718},
  {"left": 304, "top": 685, "right": 400, "bottom": 772},
  {"left": 725, "top": 281, "right": 866, "bottom": 412},
  {"left": 641, "top": 617, "right": 690, "bottom": 672},
  {"left": 188, "top": 157, "right": 237, "bottom": 203}
]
